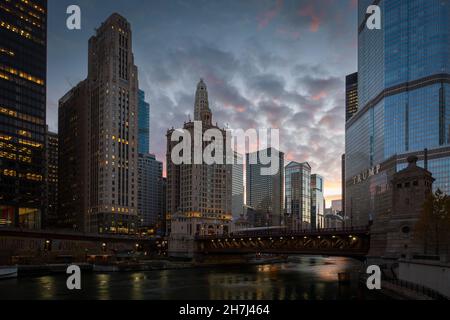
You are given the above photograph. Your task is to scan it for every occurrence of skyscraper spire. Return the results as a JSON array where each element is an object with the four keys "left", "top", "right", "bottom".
[{"left": 194, "top": 78, "right": 212, "bottom": 126}]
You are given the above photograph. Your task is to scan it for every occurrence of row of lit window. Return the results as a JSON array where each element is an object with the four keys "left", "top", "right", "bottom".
[
  {"left": 1, "top": 169, "right": 42, "bottom": 180},
  {"left": 0, "top": 141, "right": 32, "bottom": 153},
  {"left": 0, "top": 64, "right": 44, "bottom": 85},
  {"left": 0, "top": 134, "right": 42, "bottom": 148},
  {"left": 19, "top": 0, "right": 46, "bottom": 14},
  {"left": 15, "top": 2, "right": 43, "bottom": 21},
  {"left": 0, "top": 151, "right": 31, "bottom": 163},
  {"left": 19, "top": 138, "right": 42, "bottom": 148},
  {"left": 0, "top": 106, "right": 45, "bottom": 125},
  {"left": 0, "top": 47, "right": 14, "bottom": 56},
  {"left": 111, "top": 136, "right": 129, "bottom": 144},
  {"left": 0, "top": 3, "right": 42, "bottom": 29},
  {"left": 0, "top": 20, "right": 44, "bottom": 45}
]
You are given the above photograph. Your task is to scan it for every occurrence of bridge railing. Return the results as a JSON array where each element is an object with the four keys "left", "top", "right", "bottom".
[
  {"left": 0, "top": 227, "right": 151, "bottom": 241},
  {"left": 195, "top": 226, "right": 370, "bottom": 240},
  {"left": 383, "top": 277, "right": 449, "bottom": 300}
]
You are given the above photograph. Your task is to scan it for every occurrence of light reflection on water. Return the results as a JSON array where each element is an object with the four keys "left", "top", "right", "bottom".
[{"left": 0, "top": 256, "right": 385, "bottom": 300}]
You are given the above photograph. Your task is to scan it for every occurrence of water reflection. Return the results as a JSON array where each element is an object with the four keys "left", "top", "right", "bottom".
[
  {"left": 37, "top": 276, "right": 56, "bottom": 300},
  {"left": 96, "top": 274, "right": 111, "bottom": 300},
  {"left": 0, "top": 256, "right": 385, "bottom": 300}
]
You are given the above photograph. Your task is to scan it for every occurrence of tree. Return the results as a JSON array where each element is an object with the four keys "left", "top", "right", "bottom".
[{"left": 415, "top": 189, "right": 450, "bottom": 256}]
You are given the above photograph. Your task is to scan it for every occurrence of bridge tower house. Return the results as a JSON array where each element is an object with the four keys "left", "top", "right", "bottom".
[{"left": 384, "top": 156, "right": 435, "bottom": 259}]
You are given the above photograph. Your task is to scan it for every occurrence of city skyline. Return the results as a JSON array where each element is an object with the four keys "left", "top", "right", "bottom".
[
  {"left": 1, "top": 0, "right": 449, "bottom": 303},
  {"left": 46, "top": 0, "right": 359, "bottom": 205}
]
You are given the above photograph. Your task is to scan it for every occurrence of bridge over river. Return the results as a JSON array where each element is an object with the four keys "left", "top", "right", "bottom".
[{"left": 195, "top": 227, "right": 371, "bottom": 259}]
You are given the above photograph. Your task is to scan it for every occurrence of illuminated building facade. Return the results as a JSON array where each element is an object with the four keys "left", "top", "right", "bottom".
[
  {"left": 232, "top": 152, "right": 244, "bottom": 220},
  {"left": 43, "top": 128, "right": 58, "bottom": 229},
  {"left": 345, "top": 72, "right": 358, "bottom": 122},
  {"left": 137, "top": 153, "right": 163, "bottom": 231},
  {"left": 58, "top": 14, "right": 139, "bottom": 234},
  {"left": 138, "top": 89, "right": 150, "bottom": 154},
  {"left": 166, "top": 79, "right": 232, "bottom": 257},
  {"left": 345, "top": 0, "right": 450, "bottom": 227},
  {"left": 85, "top": 14, "right": 139, "bottom": 234},
  {"left": 284, "top": 161, "right": 310, "bottom": 230},
  {"left": 310, "top": 174, "right": 324, "bottom": 230},
  {"left": 0, "top": 0, "right": 47, "bottom": 229},
  {"left": 246, "top": 148, "right": 284, "bottom": 227}
]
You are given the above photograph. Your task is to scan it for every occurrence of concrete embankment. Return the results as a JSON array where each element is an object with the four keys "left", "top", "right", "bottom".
[{"left": 13, "top": 260, "right": 194, "bottom": 277}]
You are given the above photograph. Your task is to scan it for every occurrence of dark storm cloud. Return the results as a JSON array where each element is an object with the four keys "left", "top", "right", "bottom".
[
  {"left": 47, "top": 0, "right": 358, "bottom": 201},
  {"left": 247, "top": 74, "right": 286, "bottom": 98}
]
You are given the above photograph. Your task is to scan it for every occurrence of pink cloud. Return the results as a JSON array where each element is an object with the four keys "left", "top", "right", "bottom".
[
  {"left": 312, "top": 90, "right": 327, "bottom": 101},
  {"left": 298, "top": 4, "right": 323, "bottom": 32},
  {"left": 258, "top": 0, "right": 283, "bottom": 29},
  {"left": 224, "top": 103, "right": 246, "bottom": 113}
]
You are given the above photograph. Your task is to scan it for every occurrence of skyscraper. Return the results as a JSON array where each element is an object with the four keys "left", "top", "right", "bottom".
[
  {"left": 138, "top": 89, "right": 150, "bottom": 154},
  {"left": 88, "top": 13, "right": 139, "bottom": 234},
  {"left": 59, "top": 14, "right": 139, "bottom": 234},
  {"left": 345, "top": 0, "right": 450, "bottom": 227},
  {"left": 137, "top": 153, "right": 163, "bottom": 232},
  {"left": 345, "top": 72, "right": 358, "bottom": 122},
  {"left": 166, "top": 79, "right": 232, "bottom": 253},
  {"left": 310, "top": 174, "right": 324, "bottom": 230},
  {"left": 341, "top": 153, "right": 346, "bottom": 219},
  {"left": 0, "top": 0, "right": 47, "bottom": 229},
  {"left": 246, "top": 148, "right": 284, "bottom": 227},
  {"left": 58, "top": 81, "right": 89, "bottom": 231},
  {"left": 285, "top": 161, "right": 310, "bottom": 230},
  {"left": 44, "top": 129, "right": 58, "bottom": 229},
  {"left": 159, "top": 177, "right": 167, "bottom": 236},
  {"left": 232, "top": 152, "right": 244, "bottom": 220}
]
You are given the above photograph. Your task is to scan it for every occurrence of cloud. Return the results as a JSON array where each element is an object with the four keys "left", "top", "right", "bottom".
[
  {"left": 47, "top": 0, "right": 358, "bottom": 205},
  {"left": 298, "top": 3, "right": 324, "bottom": 32},
  {"left": 258, "top": 0, "right": 284, "bottom": 29}
]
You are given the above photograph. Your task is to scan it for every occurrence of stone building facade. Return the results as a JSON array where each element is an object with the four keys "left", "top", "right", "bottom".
[
  {"left": 369, "top": 156, "right": 435, "bottom": 260},
  {"left": 166, "top": 79, "right": 232, "bottom": 257},
  {"left": 58, "top": 14, "right": 139, "bottom": 234}
]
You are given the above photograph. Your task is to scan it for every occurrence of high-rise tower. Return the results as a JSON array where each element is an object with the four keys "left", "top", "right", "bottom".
[
  {"left": 246, "top": 148, "right": 285, "bottom": 227},
  {"left": 59, "top": 14, "right": 139, "bottom": 234},
  {"left": 311, "top": 174, "right": 325, "bottom": 230},
  {"left": 166, "top": 79, "right": 232, "bottom": 257},
  {"left": 345, "top": 72, "right": 358, "bottom": 122},
  {"left": 194, "top": 79, "right": 212, "bottom": 126},
  {"left": 345, "top": 0, "right": 450, "bottom": 227},
  {"left": 0, "top": 0, "right": 47, "bottom": 229},
  {"left": 138, "top": 89, "right": 150, "bottom": 154},
  {"left": 87, "top": 13, "right": 139, "bottom": 234},
  {"left": 284, "top": 161, "right": 310, "bottom": 230}
]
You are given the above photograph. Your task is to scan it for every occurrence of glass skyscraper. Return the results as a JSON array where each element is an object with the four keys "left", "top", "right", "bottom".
[
  {"left": 0, "top": 0, "right": 47, "bottom": 229},
  {"left": 285, "top": 161, "right": 311, "bottom": 230},
  {"left": 246, "top": 148, "right": 284, "bottom": 227},
  {"left": 345, "top": 0, "right": 450, "bottom": 227},
  {"left": 346, "top": 72, "right": 358, "bottom": 122},
  {"left": 310, "top": 174, "right": 324, "bottom": 230},
  {"left": 137, "top": 153, "right": 163, "bottom": 230},
  {"left": 138, "top": 89, "right": 150, "bottom": 154},
  {"left": 231, "top": 152, "right": 244, "bottom": 220}
]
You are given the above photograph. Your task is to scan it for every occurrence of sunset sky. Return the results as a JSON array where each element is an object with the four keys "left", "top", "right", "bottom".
[{"left": 46, "top": 0, "right": 359, "bottom": 206}]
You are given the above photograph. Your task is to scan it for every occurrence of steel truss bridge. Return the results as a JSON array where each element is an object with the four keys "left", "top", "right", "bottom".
[{"left": 195, "top": 227, "right": 370, "bottom": 259}]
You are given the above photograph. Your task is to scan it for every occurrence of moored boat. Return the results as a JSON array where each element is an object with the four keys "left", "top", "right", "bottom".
[{"left": 0, "top": 267, "right": 18, "bottom": 280}]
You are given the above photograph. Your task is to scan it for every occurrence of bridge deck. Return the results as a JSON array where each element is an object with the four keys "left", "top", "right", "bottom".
[{"left": 195, "top": 227, "right": 371, "bottom": 258}]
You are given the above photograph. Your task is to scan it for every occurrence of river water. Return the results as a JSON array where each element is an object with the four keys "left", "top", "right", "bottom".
[{"left": 0, "top": 256, "right": 387, "bottom": 300}]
